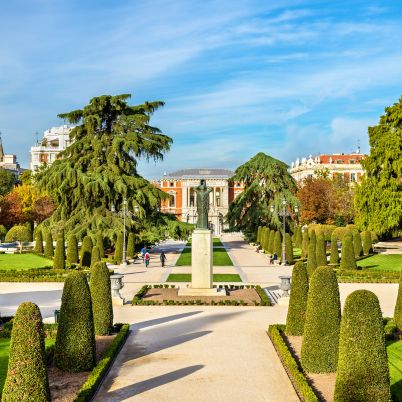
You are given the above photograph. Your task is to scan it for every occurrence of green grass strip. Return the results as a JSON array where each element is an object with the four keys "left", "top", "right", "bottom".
[
  {"left": 0, "top": 254, "right": 53, "bottom": 270},
  {"left": 166, "top": 273, "right": 242, "bottom": 282},
  {"left": 387, "top": 339, "right": 402, "bottom": 401},
  {"left": 176, "top": 247, "right": 233, "bottom": 266}
]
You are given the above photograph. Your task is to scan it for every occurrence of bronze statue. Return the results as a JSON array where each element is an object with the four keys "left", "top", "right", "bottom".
[{"left": 195, "top": 179, "right": 212, "bottom": 229}]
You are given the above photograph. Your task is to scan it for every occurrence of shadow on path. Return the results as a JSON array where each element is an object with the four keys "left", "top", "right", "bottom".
[{"left": 133, "top": 311, "right": 202, "bottom": 330}]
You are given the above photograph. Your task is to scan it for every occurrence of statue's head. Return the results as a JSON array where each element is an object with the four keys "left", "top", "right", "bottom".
[{"left": 200, "top": 179, "right": 206, "bottom": 188}]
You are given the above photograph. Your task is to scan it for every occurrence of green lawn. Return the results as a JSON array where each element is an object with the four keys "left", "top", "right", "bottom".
[
  {"left": 176, "top": 247, "right": 233, "bottom": 266},
  {"left": 387, "top": 339, "right": 402, "bottom": 401},
  {"left": 0, "top": 254, "right": 53, "bottom": 270},
  {"left": 166, "top": 273, "right": 242, "bottom": 282},
  {"left": 357, "top": 254, "right": 402, "bottom": 272},
  {"left": 185, "top": 238, "right": 224, "bottom": 247}
]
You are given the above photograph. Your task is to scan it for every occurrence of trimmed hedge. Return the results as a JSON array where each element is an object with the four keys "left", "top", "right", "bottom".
[
  {"left": 306, "top": 230, "right": 317, "bottom": 277},
  {"left": 301, "top": 266, "right": 341, "bottom": 373},
  {"left": 329, "top": 235, "right": 339, "bottom": 264},
  {"left": 285, "top": 233, "right": 294, "bottom": 265},
  {"left": 336, "top": 269, "right": 399, "bottom": 283},
  {"left": 315, "top": 233, "right": 327, "bottom": 267},
  {"left": 74, "top": 324, "right": 130, "bottom": 402},
  {"left": 266, "top": 229, "right": 273, "bottom": 254},
  {"left": 273, "top": 231, "right": 282, "bottom": 260},
  {"left": 352, "top": 230, "right": 363, "bottom": 258},
  {"left": 286, "top": 262, "right": 308, "bottom": 335},
  {"left": 340, "top": 233, "right": 357, "bottom": 270},
  {"left": 54, "top": 271, "right": 95, "bottom": 372},
  {"left": 301, "top": 230, "right": 309, "bottom": 259},
  {"left": 127, "top": 232, "right": 135, "bottom": 259},
  {"left": 53, "top": 231, "right": 65, "bottom": 270},
  {"left": 294, "top": 226, "right": 303, "bottom": 249},
  {"left": 34, "top": 230, "right": 44, "bottom": 254},
  {"left": 91, "top": 245, "right": 101, "bottom": 268},
  {"left": 67, "top": 234, "right": 79, "bottom": 264},
  {"left": 362, "top": 230, "right": 373, "bottom": 255},
  {"left": 2, "top": 302, "right": 50, "bottom": 401},
  {"left": 334, "top": 290, "right": 391, "bottom": 402},
  {"left": 96, "top": 233, "right": 105, "bottom": 258},
  {"left": 90, "top": 262, "right": 113, "bottom": 335},
  {"left": 256, "top": 285, "right": 271, "bottom": 306},
  {"left": 114, "top": 233, "right": 123, "bottom": 264},
  {"left": 81, "top": 236, "right": 93, "bottom": 268},
  {"left": 394, "top": 271, "right": 402, "bottom": 329},
  {"left": 44, "top": 231, "right": 54, "bottom": 259},
  {"left": 268, "top": 325, "right": 318, "bottom": 402},
  {"left": 256, "top": 226, "right": 262, "bottom": 244}
]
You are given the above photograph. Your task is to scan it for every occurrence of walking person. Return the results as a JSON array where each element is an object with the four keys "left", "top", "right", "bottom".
[
  {"left": 144, "top": 250, "right": 150, "bottom": 268},
  {"left": 160, "top": 251, "right": 167, "bottom": 267}
]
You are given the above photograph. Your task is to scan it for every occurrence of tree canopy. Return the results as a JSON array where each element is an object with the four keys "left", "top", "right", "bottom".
[
  {"left": 226, "top": 152, "right": 298, "bottom": 235},
  {"left": 355, "top": 96, "right": 402, "bottom": 236},
  {"left": 0, "top": 167, "right": 15, "bottom": 196},
  {"left": 35, "top": 94, "right": 173, "bottom": 239}
]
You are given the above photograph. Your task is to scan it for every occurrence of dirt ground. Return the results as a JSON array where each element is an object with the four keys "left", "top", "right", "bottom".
[
  {"left": 49, "top": 335, "right": 116, "bottom": 402},
  {"left": 142, "top": 287, "right": 261, "bottom": 305},
  {"left": 284, "top": 335, "right": 336, "bottom": 402}
]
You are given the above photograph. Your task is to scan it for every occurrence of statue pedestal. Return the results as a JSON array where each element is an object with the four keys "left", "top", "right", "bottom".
[{"left": 178, "top": 228, "right": 222, "bottom": 296}]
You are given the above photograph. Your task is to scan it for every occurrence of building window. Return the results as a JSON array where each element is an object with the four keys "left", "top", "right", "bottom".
[
  {"left": 168, "top": 191, "right": 176, "bottom": 207},
  {"left": 350, "top": 159, "right": 355, "bottom": 164},
  {"left": 216, "top": 188, "right": 221, "bottom": 207},
  {"left": 351, "top": 173, "right": 356, "bottom": 182},
  {"left": 170, "top": 181, "right": 174, "bottom": 187},
  {"left": 336, "top": 160, "right": 343, "bottom": 164}
]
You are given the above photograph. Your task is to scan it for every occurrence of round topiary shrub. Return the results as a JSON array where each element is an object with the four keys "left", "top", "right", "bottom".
[
  {"left": 67, "top": 234, "right": 79, "bottom": 264},
  {"left": 301, "top": 266, "right": 341, "bottom": 373},
  {"left": 301, "top": 229, "right": 309, "bottom": 259},
  {"left": 273, "top": 231, "right": 282, "bottom": 259},
  {"left": 114, "top": 233, "right": 124, "bottom": 264},
  {"left": 362, "top": 230, "right": 373, "bottom": 255},
  {"left": 285, "top": 232, "right": 294, "bottom": 264},
  {"left": 329, "top": 234, "right": 339, "bottom": 264},
  {"left": 2, "top": 302, "right": 50, "bottom": 401},
  {"left": 34, "top": 230, "right": 44, "bottom": 254},
  {"left": 96, "top": 233, "right": 105, "bottom": 258},
  {"left": 91, "top": 245, "right": 101, "bottom": 267},
  {"left": 44, "top": 231, "right": 54, "bottom": 259},
  {"left": 306, "top": 230, "right": 317, "bottom": 277},
  {"left": 53, "top": 231, "right": 65, "bottom": 270},
  {"left": 90, "top": 262, "right": 113, "bottom": 335},
  {"left": 80, "top": 235, "right": 93, "bottom": 268},
  {"left": 286, "top": 261, "right": 308, "bottom": 335},
  {"left": 127, "top": 232, "right": 135, "bottom": 259},
  {"left": 394, "top": 271, "right": 402, "bottom": 330},
  {"left": 334, "top": 290, "right": 391, "bottom": 402},
  {"left": 315, "top": 233, "right": 327, "bottom": 267},
  {"left": 54, "top": 271, "right": 95, "bottom": 372},
  {"left": 352, "top": 230, "right": 363, "bottom": 258},
  {"left": 340, "top": 232, "right": 357, "bottom": 270}
]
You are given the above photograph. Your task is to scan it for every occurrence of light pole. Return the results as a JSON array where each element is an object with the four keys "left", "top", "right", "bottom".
[{"left": 122, "top": 198, "right": 127, "bottom": 268}]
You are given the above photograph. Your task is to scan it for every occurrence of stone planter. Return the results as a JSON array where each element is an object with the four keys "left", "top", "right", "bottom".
[
  {"left": 279, "top": 275, "right": 292, "bottom": 297},
  {"left": 110, "top": 274, "right": 125, "bottom": 305}
]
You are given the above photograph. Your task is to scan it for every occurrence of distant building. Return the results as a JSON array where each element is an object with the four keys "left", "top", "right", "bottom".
[
  {"left": 0, "top": 132, "right": 22, "bottom": 176},
  {"left": 158, "top": 168, "right": 244, "bottom": 235},
  {"left": 289, "top": 150, "right": 365, "bottom": 184},
  {"left": 30, "top": 125, "right": 73, "bottom": 171}
]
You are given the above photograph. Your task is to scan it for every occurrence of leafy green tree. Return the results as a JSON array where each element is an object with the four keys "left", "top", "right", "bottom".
[
  {"left": 80, "top": 235, "right": 93, "bottom": 267},
  {"left": 301, "top": 229, "right": 309, "bottom": 259},
  {"left": 114, "top": 233, "right": 124, "bottom": 264},
  {"left": 352, "top": 230, "right": 363, "bottom": 258},
  {"left": 227, "top": 152, "right": 297, "bottom": 236},
  {"left": 2, "top": 302, "right": 50, "bottom": 401},
  {"left": 34, "top": 230, "right": 44, "bottom": 254},
  {"left": 273, "top": 231, "right": 282, "bottom": 260},
  {"left": 127, "top": 232, "right": 135, "bottom": 259},
  {"left": 329, "top": 234, "right": 339, "bottom": 264},
  {"left": 54, "top": 272, "right": 95, "bottom": 372},
  {"left": 306, "top": 230, "right": 317, "bottom": 277},
  {"left": 334, "top": 290, "right": 391, "bottom": 402},
  {"left": 53, "top": 230, "right": 65, "bottom": 270},
  {"left": 340, "top": 233, "right": 357, "bottom": 270},
  {"left": 91, "top": 245, "right": 101, "bottom": 267},
  {"left": 35, "top": 94, "right": 172, "bottom": 240},
  {"left": 96, "top": 232, "right": 105, "bottom": 258},
  {"left": 0, "top": 167, "right": 15, "bottom": 196},
  {"left": 285, "top": 233, "right": 294, "bottom": 264},
  {"left": 301, "top": 266, "right": 341, "bottom": 373},
  {"left": 44, "top": 231, "right": 53, "bottom": 258},
  {"left": 67, "top": 234, "right": 79, "bottom": 264},
  {"left": 362, "top": 230, "right": 373, "bottom": 255},
  {"left": 355, "top": 96, "right": 402, "bottom": 236},
  {"left": 286, "top": 262, "right": 308, "bottom": 335},
  {"left": 315, "top": 233, "right": 327, "bottom": 267},
  {"left": 5, "top": 225, "right": 31, "bottom": 253}
]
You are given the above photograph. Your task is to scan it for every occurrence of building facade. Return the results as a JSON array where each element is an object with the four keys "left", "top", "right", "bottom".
[
  {"left": 159, "top": 168, "right": 244, "bottom": 235},
  {"left": 289, "top": 151, "right": 365, "bottom": 184},
  {"left": 0, "top": 133, "right": 22, "bottom": 176},
  {"left": 30, "top": 125, "right": 73, "bottom": 171}
]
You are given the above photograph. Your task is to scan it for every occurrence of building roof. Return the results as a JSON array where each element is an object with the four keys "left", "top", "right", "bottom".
[{"left": 164, "top": 168, "right": 234, "bottom": 179}]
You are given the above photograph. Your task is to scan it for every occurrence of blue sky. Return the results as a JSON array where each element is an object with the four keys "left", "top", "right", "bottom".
[{"left": 1, "top": 0, "right": 402, "bottom": 178}]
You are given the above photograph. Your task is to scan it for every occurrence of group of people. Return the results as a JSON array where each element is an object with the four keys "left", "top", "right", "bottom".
[{"left": 140, "top": 246, "right": 167, "bottom": 268}]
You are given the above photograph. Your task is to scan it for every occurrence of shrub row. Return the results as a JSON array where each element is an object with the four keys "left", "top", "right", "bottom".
[
  {"left": 336, "top": 269, "right": 399, "bottom": 283},
  {"left": 268, "top": 325, "right": 318, "bottom": 402},
  {"left": 255, "top": 285, "right": 271, "bottom": 306},
  {"left": 74, "top": 324, "right": 130, "bottom": 402}
]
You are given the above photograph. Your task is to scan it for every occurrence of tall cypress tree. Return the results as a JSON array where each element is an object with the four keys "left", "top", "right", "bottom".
[
  {"left": 268, "top": 229, "right": 275, "bottom": 254},
  {"left": 352, "top": 230, "right": 363, "bottom": 258},
  {"left": 273, "top": 231, "right": 282, "bottom": 260},
  {"left": 96, "top": 233, "right": 105, "bottom": 258},
  {"left": 301, "top": 230, "right": 309, "bottom": 259},
  {"left": 81, "top": 236, "right": 93, "bottom": 268},
  {"left": 53, "top": 230, "right": 65, "bottom": 270},
  {"left": 127, "top": 232, "right": 135, "bottom": 259},
  {"left": 34, "top": 230, "right": 44, "bottom": 254},
  {"left": 285, "top": 233, "right": 294, "bottom": 264},
  {"left": 67, "top": 234, "right": 79, "bottom": 264},
  {"left": 44, "top": 231, "right": 53, "bottom": 259},
  {"left": 114, "top": 233, "right": 124, "bottom": 264},
  {"left": 316, "top": 233, "right": 327, "bottom": 267},
  {"left": 306, "top": 230, "right": 317, "bottom": 277},
  {"left": 329, "top": 234, "right": 339, "bottom": 265}
]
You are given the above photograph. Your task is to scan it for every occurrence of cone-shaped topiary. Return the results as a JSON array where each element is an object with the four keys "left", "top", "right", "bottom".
[
  {"left": 127, "top": 232, "right": 135, "bottom": 259},
  {"left": 261, "top": 228, "right": 268, "bottom": 252},
  {"left": 352, "top": 230, "right": 363, "bottom": 258},
  {"left": 306, "top": 230, "right": 317, "bottom": 277},
  {"left": 301, "top": 266, "right": 341, "bottom": 373},
  {"left": 80, "top": 235, "right": 93, "bottom": 268},
  {"left": 44, "top": 231, "right": 53, "bottom": 259},
  {"left": 394, "top": 271, "right": 402, "bottom": 330},
  {"left": 34, "top": 230, "right": 44, "bottom": 254},
  {"left": 340, "top": 233, "right": 357, "bottom": 270},
  {"left": 90, "top": 262, "right": 113, "bottom": 335},
  {"left": 329, "top": 234, "right": 339, "bottom": 264},
  {"left": 265, "top": 228, "right": 271, "bottom": 252},
  {"left": 362, "top": 230, "right": 373, "bottom": 255},
  {"left": 301, "top": 230, "right": 309, "bottom": 259},
  {"left": 53, "top": 230, "right": 65, "bottom": 270},
  {"left": 334, "top": 290, "right": 391, "bottom": 402},
  {"left": 273, "top": 231, "right": 282, "bottom": 260},
  {"left": 54, "top": 271, "right": 95, "bottom": 372},
  {"left": 96, "top": 232, "right": 105, "bottom": 258},
  {"left": 285, "top": 233, "right": 294, "bottom": 264},
  {"left": 2, "top": 302, "right": 50, "bottom": 401},
  {"left": 91, "top": 245, "right": 101, "bottom": 267},
  {"left": 286, "top": 262, "right": 308, "bottom": 335},
  {"left": 114, "top": 233, "right": 124, "bottom": 264},
  {"left": 268, "top": 229, "right": 275, "bottom": 254},
  {"left": 295, "top": 226, "right": 303, "bottom": 248},
  {"left": 315, "top": 233, "right": 327, "bottom": 267},
  {"left": 257, "top": 226, "right": 262, "bottom": 244},
  {"left": 67, "top": 234, "right": 79, "bottom": 264}
]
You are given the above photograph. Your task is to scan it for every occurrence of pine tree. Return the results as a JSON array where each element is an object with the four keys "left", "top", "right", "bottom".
[
  {"left": 96, "top": 232, "right": 105, "bottom": 258},
  {"left": 44, "top": 231, "right": 53, "bottom": 259},
  {"left": 34, "top": 230, "right": 44, "bottom": 254},
  {"left": 285, "top": 233, "right": 294, "bottom": 264},
  {"left": 273, "top": 231, "right": 282, "bottom": 260},
  {"left": 315, "top": 233, "right": 327, "bottom": 267},
  {"left": 66, "top": 234, "right": 79, "bottom": 264},
  {"left": 329, "top": 234, "right": 339, "bottom": 264},
  {"left": 127, "top": 232, "right": 135, "bottom": 259},
  {"left": 91, "top": 245, "right": 101, "bottom": 267},
  {"left": 306, "top": 230, "right": 317, "bottom": 277},
  {"left": 53, "top": 230, "right": 65, "bottom": 270},
  {"left": 340, "top": 233, "right": 357, "bottom": 270},
  {"left": 301, "top": 229, "right": 309, "bottom": 259},
  {"left": 114, "top": 233, "right": 124, "bottom": 264},
  {"left": 352, "top": 230, "right": 363, "bottom": 258},
  {"left": 80, "top": 235, "right": 93, "bottom": 268}
]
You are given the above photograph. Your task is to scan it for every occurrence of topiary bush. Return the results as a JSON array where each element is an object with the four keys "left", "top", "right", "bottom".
[
  {"left": 340, "top": 232, "right": 357, "bottom": 270},
  {"left": 44, "top": 231, "right": 54, "bottom": 259},
  {"left": 127, "top": 232, "right": 135, "bottom": 259},
  {"left": 334, "top": 290, "right": 391, "bottom": 402},
  {"left": 352, "top": 230, "right": 363, "bottom": 258},
  {"left": 53, "top": 230, "right": 65, "bottom": 270},
  {"left": 90, "top": 262, "right": 113, "bottom": 336},
  {"left": 256, "top": 226, "right": 262, "bottom": 244},
  {"left": 34, "top": 230, "right": 44, "bottom": 254},
  {"left": 329, "top": 234, "right": 339, "bottom": 265},
  {"left": 301, "top": 266, "right": 341, "bottom": 373},
  {"left": 80, "top": 235, "right": 93, "bottom": 268},
  {"left": 285, "top": 232, "right": 294, "bottom": 264},
  {"left": 315, "top": 233, "right": 327, "bottom": 267},
  {"left": 2, "top": 302, "right": 50, "bottom": 401},
  {"left": 91, "top": 245, "right": 101, "bottom": 267},
  {"left": 294, "top": 226, "right": 303, "bottom": 249},
  {"left": 114, "top": 233, "right": 124, "bottom": 264},
  {"left": 394, "top": 271, "right": 402, "bottom": 330},
  {"left": 362, "top": 230, "right": 373, "bottom": 255},
  {"left": 306, "top": 230, "right": 317, "bottom": 277},
  {"left": 67, "top": 234, "right": 79, "bottom": 264},
  {"left": 54, "top": 271, "right": 95, "bottom": 372},
  {"left": 301, "top": 229, "right": 309, "bottom": 259},
  {"left": 268, "top": 229, "right": 275, "bottom": 254},
  {"left": 286, "top": 261, "right": 308, "bottom": 335},
  {"left": 96, "top": 233, "right": 105, "bottom": 258},
  {"left": 273, "top": 231, "right": 282, "bottom": 259}
]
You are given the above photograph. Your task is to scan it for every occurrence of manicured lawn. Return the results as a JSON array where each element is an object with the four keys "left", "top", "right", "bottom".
[
  {"left": 357, "top": 254, "right": 402, "bottom": 272},
  {"left": 0, "top": 254, "right": 53, "bottom": 270},
  {"left": 387, "top": 339, "right": 402, "bottom": 401},
  {"left": 176, "top": 247, "right": 233, "bottom": 266},
  {"left": 166, "top": 273, "right": 242, "bottom": 282}
]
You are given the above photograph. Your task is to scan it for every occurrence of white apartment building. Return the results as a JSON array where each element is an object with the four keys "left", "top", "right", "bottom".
[
  {"left": 30, "top": 125, "right": 73, "bottom": 171},
  {"left": 0, "top": 132, "right": 22, "bottom": 176}
]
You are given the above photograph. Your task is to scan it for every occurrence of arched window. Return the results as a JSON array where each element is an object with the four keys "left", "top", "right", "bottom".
[{"left": 168, "top": 191, "right": 176, "bottom": 208}]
